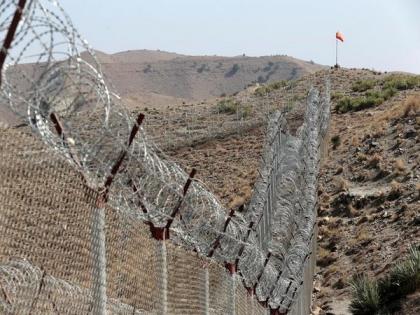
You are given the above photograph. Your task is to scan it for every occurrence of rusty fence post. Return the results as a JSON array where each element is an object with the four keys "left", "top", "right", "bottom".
[
  {"left": 0, "top": 0, "right": 27, "bottom": 88},
  {"left": 90, "top": 113, "right": 144, "bottom": 315}
]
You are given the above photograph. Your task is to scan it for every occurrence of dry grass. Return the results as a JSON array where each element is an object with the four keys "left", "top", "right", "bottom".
[
  {"left": 351, "top": 136, "right": 360, "bottom": 147},
  {"left": 348, "top": 226, "right": 371, "bottom": 247},
  {"left": 336, "top": 177, "right": 350, "bottom": 192},
  {"left": 355, "top": 227, "right": 371, "bottom": 244},
  {"left": 356, "top": 152, "right": 368, "bottom": 162},
  {"left": 319, "top": 225, "right": 340, "bottom": 239},
  {"left": 403, "top": 95, "right": 420, "bottom": 117},
  {"left": 394, "top": 159, "right": 407, "bottom": 173},
  {"left": 368, "top": 154, "right": 382, "bottom": 168},
  {"left": 389, "top": 180, "right": 403, "bottom": 200}
]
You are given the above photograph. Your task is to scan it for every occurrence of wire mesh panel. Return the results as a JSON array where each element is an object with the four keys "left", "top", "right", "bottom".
[
  {"left": 208, "top": 262, "right": 231, "bottom": 315},
  {"left": 105, "top": 207, "right": 161, "bottom": 314},
  {"left": 166, "top": 242, "right": 206, "bottom": 314},
  {"left": 0, "top": 128, "right": 95, "bottom": 313},
  {"left": 0, "top": 128, "right": 95, "bottom": 285},
  {"left": 235, "top": 278, "right": 251, "bottom": 315},
  {"left": 0, "top": 1, "right": 331, "bottom": 313}
]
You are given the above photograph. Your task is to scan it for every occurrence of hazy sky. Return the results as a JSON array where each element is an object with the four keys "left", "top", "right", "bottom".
[{"left": 61, "top": 0, "right": 420, "bottom": 73}]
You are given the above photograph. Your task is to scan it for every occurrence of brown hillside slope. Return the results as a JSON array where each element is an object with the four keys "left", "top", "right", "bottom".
[
  {"left": 145, "top": 68, "right": 419, "bottom": 314},
  {"left": 97, "top": 50, "right": 324, "bottom": 106},
  {"left": 0, "top": 50, "right": 323, "bottom": 126}
]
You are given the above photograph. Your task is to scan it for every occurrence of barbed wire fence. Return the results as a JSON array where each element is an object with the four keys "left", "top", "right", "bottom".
[{"left": 0, "top": 0, "right": 331, "bottom": 314}]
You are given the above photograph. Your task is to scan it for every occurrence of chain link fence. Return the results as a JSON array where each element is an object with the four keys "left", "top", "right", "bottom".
[{"left": 0, "top": 0, "right": 330, "bottom": 314}]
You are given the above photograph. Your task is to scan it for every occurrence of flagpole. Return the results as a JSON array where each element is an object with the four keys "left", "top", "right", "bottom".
[{"left": 336, "top": 39, "right": 338, "bottom": 67}]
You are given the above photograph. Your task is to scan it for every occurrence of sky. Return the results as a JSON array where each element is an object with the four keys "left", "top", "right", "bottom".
[{"left": 61, "top": 0, "right": 420, "bottom": 74}]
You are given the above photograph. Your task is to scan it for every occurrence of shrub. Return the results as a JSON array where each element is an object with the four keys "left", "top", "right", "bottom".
[
  {"left": 336, "top": 96, "right": 382, "bottom": 113},
  {"left": 225, "top": 63, "right": 240, "bottom": 77},
  {"left": 349, "top": 274, "right": 381, "bottom": 315},
  {"left": 197, "top": 64, "right": 209, "bottom": 73},
  {"left": 217, "top": 98, "right": 239, "bottom": 114},
  {"left": 383, "top": 75, "right": 420, "bottom": 91},
  {"left": 352, "top": 79, "right": 377, "bottom": 92},
  {"left": 381, "top": 87, "right": 397, "bottom": 101},
  {"left": 216, "top": 99, "right": 251, "bottom": 118},
  {"left": 402, "top": 94, "right": 420, "bottom": 117},
  {"left": 378, "top": 245, "right": 420, "bottom": 304},
  {"left": 349, "top": 245, "right": 420, "bottom": 315},
  {"left": 336, "top": 89, "right": 393, "bottom": 113},
  {"left": 254, "top": 80, "right": 287, "bottom": 96},
  {"left": 331, "top": 92, "right": 344, "bottom": 101},
  {"left": 331, "top": 135, "right": 341, "bottom": 149}
]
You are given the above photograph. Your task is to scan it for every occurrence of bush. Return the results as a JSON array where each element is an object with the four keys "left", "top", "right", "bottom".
[
  {"left": 402, "top": 94, "right": 420, "bottom": 116},
  {"left": 225, "top": 63, "right": 240, "bottom": 77},
  {"left": 336, "top": 96, "right": 382, "bottom": 113},
  {"left": 254, "top": 80, "right": 287, "bottom": 96},
  {"left": 349, "top": 245, "right": 420, "bottom": 315},
  {"left": 336, "top": 88, "right": 396, "bottom": 113},
  {"left": 381, "top": 87, "right": 397, "bottom": 100},
  {"left": 379, "top": 245, "right": 420, "bottom": 302},
  {"left": 331, "top": 92, "right": 344, "bottom": 101},
  {"left": 352, "top": 79, "right": 377, "bottom": 92},
  {"left": 383, "top": 75, "right": 420, "bottom": 91},
  {"left": 216, "top": 99, "right": 251, "bottom": 118},
  {"left": 350, "top": 274, "right": 381, "bottom": 315},
  {"left": 331, "top": 135, "right": 341, "bottom": 149}
]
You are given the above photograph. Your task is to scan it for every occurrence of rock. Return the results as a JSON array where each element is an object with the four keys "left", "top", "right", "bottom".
[
  {"left": 345, "top": 246, "right": 358, "bottom": 256},
  {"left": 317, "top": 252, "right": 338, "bottom": 268},
  {"left": 311, "top": 306, "right": 322, "bottom": 315},
  {"left": 404, "top": 127, "right": 416, "bottom": 139},
  {"left": 397, "top": 203, "right": 408, "bottom": 213},
  {"left": 313, "top": 282, "right": 322, "bottom": 293},
  {"left": 376, "top": 205, "right": 385, "bottom": 212},
  {"left": 357, "top": 215, "right": 368, "bottom": 225},
  {"left": 333, "top": 278, "right": 346, "bottom": 289},
  {"left": 382, "top": 211, "right": 391, "bottom": 218},
  {"left": 411, "top": 216, "right": 420, "bottom": 226}
]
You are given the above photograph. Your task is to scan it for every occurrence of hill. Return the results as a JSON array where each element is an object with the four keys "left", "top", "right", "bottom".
[
  {"left": 92, "top": 49, "right": 324, "bottom": 108},
  {"left": 0, "top": 49, "right": 323, "bottom": 126},
  {"left": 134, "top": 68, "right": 419, "bottom": 314}
]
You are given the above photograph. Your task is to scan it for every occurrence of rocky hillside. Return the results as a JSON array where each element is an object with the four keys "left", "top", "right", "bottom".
[
  {"left": 2, "top": 59, "right": 418, "bottom": 314},
  {"left": 95, "top": 50, "right": 324, "bottom": 107},
  {"left": 134, "top": 68, "right": 419, "bottom": 314}
]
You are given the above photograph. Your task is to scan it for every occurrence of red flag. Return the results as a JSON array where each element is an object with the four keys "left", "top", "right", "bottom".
[{"left": 336, "top": 31, "right": 344, "bottom": 42}]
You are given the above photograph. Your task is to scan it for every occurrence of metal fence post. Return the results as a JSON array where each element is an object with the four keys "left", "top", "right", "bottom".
[
  {"left": 92, "top": 203, "right": 107, "bottom": 315},
  {"left": 158, "top": 232, "right": 168, "bottom": 315},
  {"left": 91, "top": 113, "right": 144, "bottom": 315},
  {"left": 204, "top": 266, "right": 210, "bottom": 315},
  {"left": 230, "top": 272, "right": 236, "bottom": 315}
]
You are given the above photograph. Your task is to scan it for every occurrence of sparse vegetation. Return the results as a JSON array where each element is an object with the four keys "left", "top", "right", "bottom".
[
  {"left": 388, "top": 180, "right": 403, "bottom": 200},
  {"left": 225, "top": 63, "right": 240, "bottom": 77},
  {"left": 383, "top": 74, "right": 420, "bottom": 91},
  {"left": 216, "top": 98, "right": 251, "bottom": 118},
  {"left": 331, "top": 91, "right": 345, "bottom": 101},
  {"left": 254, "top": 80, "right": 287, "bottom": 96},
  {"left": 331, "top": 135, "right": 341, "bottom": 149},
  {"left": 402, "top": 94, "right": 420, "bottom": 117},
  {"left": 336, "top": 177, "right": 349, "bottom": 192},
  {"left": 349, "top": 274, "right": 381, "bottom": 315},
  {"left": 349, "top": 245, "right": 420, "bottom": 315},
  {"left": 394, "top": 159, "right": 406, "bottom": 173},
  {"left": 368, "top": 154, "right": 382, "bottom": 168},
  {"left": 197, "top": 63, "right": 210, "bottom": 73},
  {"left": 336, "top": 87, "right": 396, "bottom": 113},
  {"left": 352, "top": 79, "right": 377, "bottom": 92}
]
